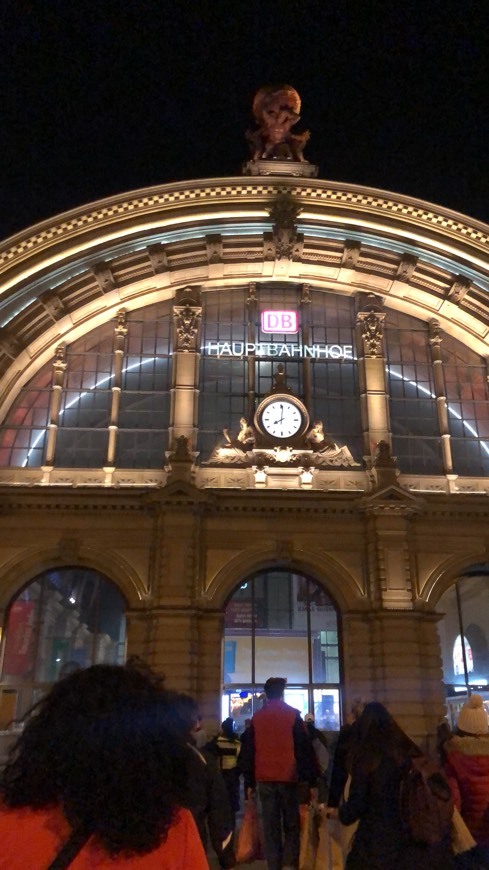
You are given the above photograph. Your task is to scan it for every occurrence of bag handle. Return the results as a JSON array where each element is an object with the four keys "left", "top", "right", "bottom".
[{"left": 47, "top": 827, "right": 91, "bottom": 870}]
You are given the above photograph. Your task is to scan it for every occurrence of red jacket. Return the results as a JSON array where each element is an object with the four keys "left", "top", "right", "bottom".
[
  {"left": 444, "top": 733, "right": 489, "bottom": 845},
  {"left": 0, "top": 804, "right": 209, "bottom": 869},
  {"left": 241, "top": 699, "right": 317, "bottom": 787}
]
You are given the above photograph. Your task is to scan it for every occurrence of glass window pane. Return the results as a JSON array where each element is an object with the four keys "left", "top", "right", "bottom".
[{"left": 1, "top": 568, "right": 126, "bottom": 719}]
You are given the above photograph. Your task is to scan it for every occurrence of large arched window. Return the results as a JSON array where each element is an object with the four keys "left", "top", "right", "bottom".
[
  {"left": 0, "top": 301, "right": 173, "bottom": 469},
  {"left": 436, "top": 565, "right": 489, "bottom": 727},
  {"left": 222, "top": 568, "right": 341, "bottom": 732},
  {"left": 0, "top": 567, "right": 126, "bottom": 722}
]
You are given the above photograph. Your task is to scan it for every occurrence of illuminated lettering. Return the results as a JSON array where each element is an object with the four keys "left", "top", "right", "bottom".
[
  {"left": 261, "top": 310, "right": 299, "bottom": 334},
  {"left": 202, "top": 342, "right": 356, "bottom": 360}
]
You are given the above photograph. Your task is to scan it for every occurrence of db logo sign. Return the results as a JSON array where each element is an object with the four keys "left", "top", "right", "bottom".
[{"left": 261, "top": 310, "right": 299, "bottom": 334}]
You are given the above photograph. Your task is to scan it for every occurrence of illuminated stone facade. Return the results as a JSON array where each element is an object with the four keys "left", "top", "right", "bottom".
[{"left": 0, "top": 173, "right": 488, "bottom": 745}]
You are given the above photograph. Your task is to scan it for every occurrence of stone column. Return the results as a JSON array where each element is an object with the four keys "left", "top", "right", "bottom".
[
  {"left": 44, "top": 345, "right": 67, "bottom": 465},
  {"left": 342, "top": 610, "right": 446, "bottom": 750},
  {"left": 356, "top": 295, "right": 390, "bottom": 458},
  {"left": 197, "top": 609, "right": 226, "bottom": 731},
  {"left": 105, "top": 309, "right": 128, "bottom": 466},
  {"left": 300, "top": 283, "right": 312, "bottom": 411},
  {"left": 429, "top": 319, "right": 453, "bottom": 474},
  {"left": 170, "top": 287, "right": 202, "bottom": 450},
  {"left": 246, "top": 283, "right": 257, "bottom": 420}
]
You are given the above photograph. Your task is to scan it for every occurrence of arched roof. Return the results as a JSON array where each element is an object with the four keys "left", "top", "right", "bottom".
[{"left": 1, "top": 175, "right": 488, "bottom": 418}]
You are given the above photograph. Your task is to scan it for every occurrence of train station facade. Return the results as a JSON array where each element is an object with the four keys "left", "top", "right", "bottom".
[{"left": 0, "top": 162, "right": 488, "bottom": 745}]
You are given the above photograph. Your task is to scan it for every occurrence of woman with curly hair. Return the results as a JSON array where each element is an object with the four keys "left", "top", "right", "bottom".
[{"left": 0, "top": 663, "right": 209, "bottom": 868}]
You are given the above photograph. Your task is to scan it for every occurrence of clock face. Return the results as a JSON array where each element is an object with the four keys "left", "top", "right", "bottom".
[{"left": 261, "top": 400, "right": 303, "bottom": 439}]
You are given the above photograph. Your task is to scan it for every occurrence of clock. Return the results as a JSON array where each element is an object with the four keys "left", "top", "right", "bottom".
[{"left": 255, "top": 394, "right": 309, "bottom": 442}]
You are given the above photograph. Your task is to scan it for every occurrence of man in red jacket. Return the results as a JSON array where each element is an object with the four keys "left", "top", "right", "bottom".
[{"left": 240, "top": 677, "right": 318, "bottom": 870}]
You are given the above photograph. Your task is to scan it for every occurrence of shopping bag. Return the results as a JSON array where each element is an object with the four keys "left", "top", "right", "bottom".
[
  {"left": 314, "top": 816, "right": 343, "bottom": 870},
  {"left": 339, "top": 774, "right": 358, "bottom": 862},
  {"left": 451, "top": 806, "right": 476, "bottom": 855},
  {"left": 235, "top": 798, "right": 263, "bottom": 863},
  {"left": 299, "top": 803, "right": 319, "bottom": 870}
]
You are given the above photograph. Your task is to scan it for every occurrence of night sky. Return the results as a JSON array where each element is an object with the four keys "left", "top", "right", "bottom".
[{"left": 2, "top": 0, "right": 488, "bottom": 241}]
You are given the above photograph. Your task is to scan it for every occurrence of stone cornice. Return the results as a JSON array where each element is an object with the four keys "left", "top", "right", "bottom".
[{"left": 2, "top": 178, "right": 488, "bottom": 278}]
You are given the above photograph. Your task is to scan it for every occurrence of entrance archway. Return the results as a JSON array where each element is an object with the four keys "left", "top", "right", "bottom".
[
  {"left": 0, "top": 566, "right": 127, "bottom": 723},
  {"left": 436, "top": 563, "right": 489, "bottom": 727},
  {"left": 222, "top": 568, "right": 341, "bottom": 732}
]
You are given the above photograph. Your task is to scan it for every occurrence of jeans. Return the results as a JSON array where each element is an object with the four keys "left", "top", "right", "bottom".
[{"left": 258, "top": 781, "right": 300, "bottom": 870}]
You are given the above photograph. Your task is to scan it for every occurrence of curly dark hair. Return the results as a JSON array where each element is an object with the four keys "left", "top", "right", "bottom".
[{"left": 0, "top": 664, "right": 189, "bottom": 855}]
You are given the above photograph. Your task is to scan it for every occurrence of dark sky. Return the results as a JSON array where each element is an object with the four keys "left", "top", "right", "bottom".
[{"left": 1, "top": 0, "right": 488, "bottom": 241}]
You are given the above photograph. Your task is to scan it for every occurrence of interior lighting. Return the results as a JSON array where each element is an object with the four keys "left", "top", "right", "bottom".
[{"left": 17, "top": 360, "right": 489, "bottom": 467}]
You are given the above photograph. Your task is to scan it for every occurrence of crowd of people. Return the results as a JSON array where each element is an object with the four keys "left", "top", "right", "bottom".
[{"left": 1, "top": 663, "right": 489, "bottom": 869}]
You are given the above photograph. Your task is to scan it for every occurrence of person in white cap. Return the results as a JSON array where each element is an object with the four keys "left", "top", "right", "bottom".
[{"left": 443, "top": 693, "right": 489, "bottom": 845}]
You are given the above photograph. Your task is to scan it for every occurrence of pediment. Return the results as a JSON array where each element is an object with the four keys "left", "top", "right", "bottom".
[
  {"left": 359, "top": 483, "right": 425, "bottom": 514},
  {"left": 144, "top": 478, "right": 210, "bottom": 507}
]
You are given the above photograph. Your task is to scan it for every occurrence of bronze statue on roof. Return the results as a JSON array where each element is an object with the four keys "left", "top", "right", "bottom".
[{"left": 246, "top": 85, "right": 310, "bottom": 162}]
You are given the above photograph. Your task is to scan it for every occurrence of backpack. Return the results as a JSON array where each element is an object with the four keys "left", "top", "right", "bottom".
[{"left": 399, "top": 755, "right": 453, "bottom": 845}]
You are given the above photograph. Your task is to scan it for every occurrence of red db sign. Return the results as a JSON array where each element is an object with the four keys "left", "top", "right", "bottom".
[{"left": 261, "top": 310, "right": 299, "bottom": 334}]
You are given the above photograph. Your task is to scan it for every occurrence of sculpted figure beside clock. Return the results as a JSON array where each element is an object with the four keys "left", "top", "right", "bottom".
[{"left": 306, "top": 420, "right": 337, "bottom": 453}]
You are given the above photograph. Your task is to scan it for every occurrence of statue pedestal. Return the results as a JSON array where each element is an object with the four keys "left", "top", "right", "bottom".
[{"left": 242, "top": 159, "right": 318, "bottom": 178}]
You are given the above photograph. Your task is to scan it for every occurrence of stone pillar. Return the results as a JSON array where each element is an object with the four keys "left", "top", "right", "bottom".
[
  {"left": 105, "top": 309, "right": 128, "bottom": 466},
  {"left": 343, "top": 610, "right": 446, "bottom": 750},
  {"left": 45, "top": 345, "right": 67, "bottom": 465},
  {"left": 170, "top": 287, "right": 202, "bottom": 450},
  {"left": 300, "top": 283, "right": 312, "bottom": 411},
  {"left": 198, "top": 609, "right": 226, "bottom": 732},
  {"left": 429, "top": 319, "right": 453, "bottom": 474},
  {"left": 246, "top": 283, "right": 257, "bottom": 420},
  {"left": 146, "top": 609, "right": 200, "bottom": 692},
  {"left": 356, "top": 295, "right": 390, "bottom": 458}
]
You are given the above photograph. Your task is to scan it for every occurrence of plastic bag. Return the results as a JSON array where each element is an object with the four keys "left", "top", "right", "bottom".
[
  {"left": 235, "top": 798, "right": 263, "bottom": 864},
  {"left": 451, "top": 806, "right": 476, "bottom": 855}
]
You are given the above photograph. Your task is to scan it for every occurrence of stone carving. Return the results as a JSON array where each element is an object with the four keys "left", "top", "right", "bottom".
[
  {"left": 358, "top": 310, "right": 384, "bottom": 357},
  {"left": 448, "top": 275, "right": 471, "bottom": 303},
  {"left": 267, "top": 192, "right": 303, "bottom": 260},
  {"left": 306, "top": 420, "right": 356, "bottom": 465},
  {"left": 428, "top": 319, "right": 443, "bottom": 346},
  {"left": 374, "top": 440, "right": 397, "bottom": 468},
  {"left": 207, "top": 414, "right": 358, "bottom": 468},
  {"left": 174, "top": 302, "right": 202, "bottom": 351},
  {"left": 53, "top": 344, "right": 67, "bottom": 374},
  {"left": 223, "top": 418, "right": 256, "bottom": 452},
  {"left": 246, "top": 85, "right": 310, "bottom": 162},
  {"left": 170, "top": 435, "right": 193, "bottom": 462}
]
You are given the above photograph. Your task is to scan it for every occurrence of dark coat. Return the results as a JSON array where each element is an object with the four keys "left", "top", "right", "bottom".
[
  {"left": 182, "top": 744, "right": 235, "bottom": 869},
  {"left": 339, "top": 755, "right": 454, "bottom": 870}
]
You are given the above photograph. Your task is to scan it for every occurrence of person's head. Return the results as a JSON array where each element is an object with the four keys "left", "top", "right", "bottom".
[
  {"left": 352, "top": 702, "right": 415, "bottom": 771},
  {"left": 351, "top": 698, "right": 364, "bottom": 721},
  {"left": 264, "top": 677, "right": 287, "bottom": 700},
  {"left": 1, "top": 663, "right": 188, "bottom": 855},
  {"left": 243, "top": 718, "right": 251, "bottom": 730},
  {"left": 305, "top": 712, "right": 315, "bottom": 724},
  {"left": 160, "top": 691, "right": 200, "bottom": 742},
  {"left": 456, "top": 694, "right": 489, "bottom": 737},
  {"left": 221, "top": 717, "right": 235, "bottom": 740}
]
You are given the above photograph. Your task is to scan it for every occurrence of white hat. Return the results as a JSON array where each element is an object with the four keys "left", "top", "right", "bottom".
[{"left": 457, "top": 694, "right": 489, "bottom": 735}]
